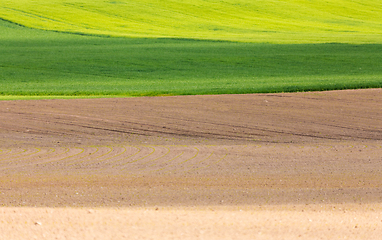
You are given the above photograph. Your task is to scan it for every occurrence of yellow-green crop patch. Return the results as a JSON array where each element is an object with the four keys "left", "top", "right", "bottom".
[{"left": 1, "top": 0, "right": 382, "bottom": 43}]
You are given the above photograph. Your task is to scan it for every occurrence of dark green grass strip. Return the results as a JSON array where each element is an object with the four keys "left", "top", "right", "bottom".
[{"left": 1, "top": 22, "right": 381, "bottom": 98}]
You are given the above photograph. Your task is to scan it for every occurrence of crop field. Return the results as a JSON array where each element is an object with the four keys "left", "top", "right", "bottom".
[
  {"left": 1, "top": 1, "right": 382, "bottom": 239},
  {"left": 1, "top": 22, "right": 382, "bottom": 98},
  {"left": 1, "top": 0, "right": 382, "bottom": 99},
  {"left": 1, "top": 0, "right": 382, "bottom": 43},
  {"left": 1, "top": 35, "right": 382, "bottom": 98},
  {"left": 1, "top": 89, "right": 382, "bottom": 239}
]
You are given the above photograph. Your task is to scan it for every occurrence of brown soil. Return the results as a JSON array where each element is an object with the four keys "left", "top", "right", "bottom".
[{"left": 0, "top": 89, "right": 381, "bottom": 239}]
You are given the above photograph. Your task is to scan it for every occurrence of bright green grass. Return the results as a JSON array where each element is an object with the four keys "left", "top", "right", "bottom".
[
  {"left": 1, "top": 0, "right": 382, "bottom": 43},
  {"left": 1, "top": 19, "right": 381, "bottom": 98}
]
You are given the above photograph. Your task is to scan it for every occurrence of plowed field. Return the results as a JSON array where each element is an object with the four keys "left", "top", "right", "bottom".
[{"left": 1, "top": 89, "right": 381, "bottom": 239}]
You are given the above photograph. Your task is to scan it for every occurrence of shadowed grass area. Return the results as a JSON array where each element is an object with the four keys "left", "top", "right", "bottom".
[{"left": 1, "top": 29, "right": 381, "bottom": 98}]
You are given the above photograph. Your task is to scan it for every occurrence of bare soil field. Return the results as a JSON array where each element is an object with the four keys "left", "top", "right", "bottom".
[{"left": 0, "top": 89, "right": 381, "bottom": 239}]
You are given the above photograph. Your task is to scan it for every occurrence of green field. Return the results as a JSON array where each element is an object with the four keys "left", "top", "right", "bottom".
[
  {"left": 1, "top": 0, "right": 382, "bottom": 43},
  {"left": 1, "top": 0, "right": 382, "bottom": 99}
]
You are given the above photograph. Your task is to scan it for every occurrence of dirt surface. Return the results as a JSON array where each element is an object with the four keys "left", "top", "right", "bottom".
[{"left": 0, "top": 89, "right": 381, "bottom": 239}]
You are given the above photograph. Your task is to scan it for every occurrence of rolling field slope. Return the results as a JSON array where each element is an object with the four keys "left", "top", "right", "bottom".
[
  {"left": 1, "top": 1, "right": 382, "bottom": 237},
  {"left": 0, "top": 0, "right": 381, "bottom": 98},
  {"left": 1, "top": 30, "right": 381, "bottom": 98},
  {"left": 1, "top": 0, "right": 382, "bottom": 43}
]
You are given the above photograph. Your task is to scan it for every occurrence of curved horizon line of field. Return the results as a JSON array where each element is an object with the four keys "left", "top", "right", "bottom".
[{"left": 1, "top": 0, "right": 382, "bottom": 43}]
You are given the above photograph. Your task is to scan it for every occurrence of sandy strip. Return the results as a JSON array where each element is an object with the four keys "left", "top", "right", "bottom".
[{"left": 1, "top": 205, "right": 382, "bottom": 240}]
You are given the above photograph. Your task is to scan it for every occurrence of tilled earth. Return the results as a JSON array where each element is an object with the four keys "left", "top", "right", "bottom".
[{"left": 0, "top": 89, "right": 381, "bottom": 239}]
